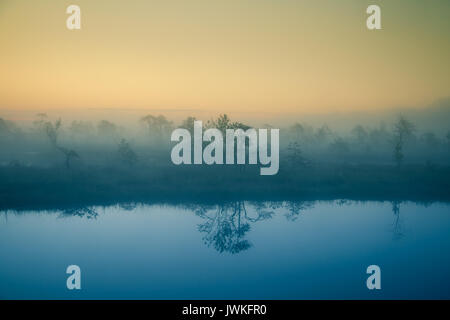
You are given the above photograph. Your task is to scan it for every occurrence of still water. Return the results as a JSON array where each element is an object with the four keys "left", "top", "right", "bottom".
[{"left": 0, "top": 200, "right": 449, "bottom": 299}]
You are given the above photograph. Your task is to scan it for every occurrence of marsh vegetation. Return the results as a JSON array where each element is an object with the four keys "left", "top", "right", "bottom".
[{"left": 1, "top": 110, "right": 449, "bottom": 210}]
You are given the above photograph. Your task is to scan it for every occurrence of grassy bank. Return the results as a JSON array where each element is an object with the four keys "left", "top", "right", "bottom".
[{"left": 1, "top": 162, "right": 449, "bottom": 210}]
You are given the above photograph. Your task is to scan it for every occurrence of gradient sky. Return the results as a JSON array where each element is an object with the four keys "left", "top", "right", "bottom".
[{"left": 0, "top": 0, "right": 449, "bottom": 122}]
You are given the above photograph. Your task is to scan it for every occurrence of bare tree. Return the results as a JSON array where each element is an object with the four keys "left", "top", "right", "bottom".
[{"left": 37, "top": 116, "right": 80, "bottom": 169}]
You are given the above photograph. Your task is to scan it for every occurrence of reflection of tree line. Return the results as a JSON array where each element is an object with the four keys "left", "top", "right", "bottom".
[
  {"left": 59, "top": 207, "right": 98, "bottom": 219},
  {"left": 55, "top": 201, "right": 317, "bottom": 254},
  {"left": 189, "top": 201, "right": 314, "bottom": 254},
  {"left": 4, "top": 200, "right": 412, "bottom": 253}
]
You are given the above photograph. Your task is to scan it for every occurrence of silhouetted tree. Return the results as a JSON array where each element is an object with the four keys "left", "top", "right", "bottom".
[
  {"left": 140, "top": 114, "right": 173, "bottom": 139},
  {"left": 44, "top": 118, "right": 61, "bottom": 145},
  {"left": 393, "top": 116, "right": 415, "bottom": 166},
  {"left": 204, "top": 115, "right": 252, "bottom": 167},
  {"left": 290, "top": 123, "right": 305, "bottom": 141},
  {"left": 208, "top": 114, "right": 250, "bottom": 133},
  {"left": 37, "top": 116, "right": 80, "bottom": 169},
  {"left": 215, "top": 114, "right": 232, "bottom": 132},
  {"left": 57, "top": 146, "right": 80, "bottom": 169},
  {"left": 180, "top": 116, "right": 197, "bottom": 134}
]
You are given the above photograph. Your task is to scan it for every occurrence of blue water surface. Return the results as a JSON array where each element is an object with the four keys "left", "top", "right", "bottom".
[{"left": 0, "top": 200, "right": 449, "bottom": 299}]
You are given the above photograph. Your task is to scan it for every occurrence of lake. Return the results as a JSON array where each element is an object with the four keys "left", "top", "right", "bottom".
[{"left": 0, "top": 200, "right": 449, "bottom": 299}]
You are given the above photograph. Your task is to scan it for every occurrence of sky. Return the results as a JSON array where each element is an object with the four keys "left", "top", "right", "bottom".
[{"left": 0, "top": 0, "right": 449, "bottom": 124}]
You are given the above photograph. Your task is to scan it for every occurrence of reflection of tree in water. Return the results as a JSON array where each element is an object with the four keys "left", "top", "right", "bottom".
[
  {"left": 192, "top": 201, "right": 274, "bottom": 254},
  {"left": 119, "top": 203, "right": 138, "bottom": 211},
  {"left": 391, "top": 201, "right": 404, "bottom": 240},
  {"left": 58, "top": 203, "right": 136, "bottom": 219},
  {"left": 59, "top": 207, "right": 98, "bottom": 219},
  {"left": 283, "top": 201, "right": 314, "bottom": 221}
]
